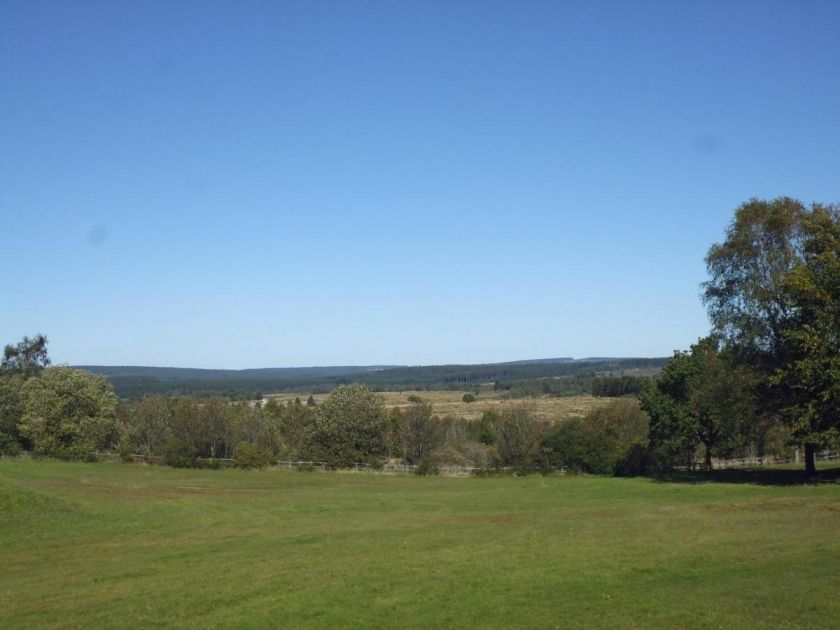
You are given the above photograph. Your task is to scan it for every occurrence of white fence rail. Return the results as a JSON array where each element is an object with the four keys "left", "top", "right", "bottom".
[
  {"left": 4, "top": 451, "right": 564, "bottom": 477},
  {"left": 709, "top": 451, "right": 839, "bottom": 469}
]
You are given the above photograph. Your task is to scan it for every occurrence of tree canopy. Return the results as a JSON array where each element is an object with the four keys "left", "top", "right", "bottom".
[{"left": 2, "top": 334, "right": 50, "bottom": 377}]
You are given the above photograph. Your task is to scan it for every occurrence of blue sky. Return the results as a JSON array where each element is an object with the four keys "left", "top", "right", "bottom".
[{"left": 2, "top": 1, "right": 839, "bottom": 368}]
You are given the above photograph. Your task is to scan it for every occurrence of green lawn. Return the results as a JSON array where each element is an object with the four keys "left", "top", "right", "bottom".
[{"left": 1, "top": 459, "right": 839, "bottom": 628}]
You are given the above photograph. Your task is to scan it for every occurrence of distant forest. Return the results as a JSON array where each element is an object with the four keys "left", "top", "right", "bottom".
[{"left": 77, "top": 358, "right": 667, "bottom": 400}]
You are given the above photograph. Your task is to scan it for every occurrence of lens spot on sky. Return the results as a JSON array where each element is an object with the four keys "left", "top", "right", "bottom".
[
  {"left": 87, "top": 226, "right": 108, "bottom": 246},
  {"left": 693, "top": 133, "right": 724, "bottom": 155}
]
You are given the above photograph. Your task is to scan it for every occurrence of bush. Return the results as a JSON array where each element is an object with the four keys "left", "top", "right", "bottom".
[
  {"left": 466, "top": 411, "right": 498, "bottom": 445},
  {"left": 234, "top": 443, "right": 270, "bottom": 469},
  {"left": 415, "top": 457, "right": 438, "bottom": 476},
  {"left": 0, "top": 438, "right": 21, "bottom": 456},
  {"left": 462, "top": 393, "right": 476, "bottom": 403},
  {"left": 541, "top": 418, "right": 619, "bottom": 475},
  {"left": 160, "top": 436, "right": 193, "bottom": 468},
  {"left": 580, "top": 399, "right": 650, "bottom": 475}
]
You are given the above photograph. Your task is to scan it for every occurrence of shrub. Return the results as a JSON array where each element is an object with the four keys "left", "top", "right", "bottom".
[
  {"left": 160, "top": 436, "right": 193, "bottom": 468},
  {"left": 541, "top": 418, "right": 619, "bottom": 475},
  {"left": 580, "top": 399, "right": 650, "bottom": 475},
  {"left": 462, "top": 393, "right": 476, "bottom": 403},
  {"left": 234, "top": 443, "right": 270, "bottom": 469},
  {"left": 466, "top": 411, "right": 498, "bottom": 445},
  {"left": 415, "top": 457, "right": 439, "bottom": 476}
]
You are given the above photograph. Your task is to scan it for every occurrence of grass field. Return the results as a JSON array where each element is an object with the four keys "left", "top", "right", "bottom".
[
  {"left": 266, "top": 390, "right": 609, "bottom": 422},
  {"left": 2, "top": 460, "right": 839, "bottom": 628}
]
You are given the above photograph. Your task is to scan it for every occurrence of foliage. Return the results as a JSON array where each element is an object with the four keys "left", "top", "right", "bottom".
[
  {"left": 124, "top": 395, "right": 171, "bottom": 456},
  {"left": 397, "top": 402, "right": 446, "bottom": 464},
  {"left": 234, "top": 442, "right": 271, "bottom": 469},
  {"left": 640, "top": 338, "right": 756, "bottom": 469},
  {"left": 493, "top": 406, "right": 546, "bottom": 470},
  {"left": 540, "top": 418, "right": 619, "bottom": 475},
  {"left": 703, "top": 197, "right": 840, "bottom": 473},
  {"left": 1, "top": 334, "right": 50, "bottom": 377},
  {"left": 461, "top": 393, "right": 475, "bottom": 403},
  {"left": 87, "top": 358, "right": 667, "bottom": 400},
  {"left": 703, "top": 197, "right": 805, "bottom": 359},
  {"left": 591, "top": 375, "right": 650, "bottom": 397},
  {"left": 0, "top": 374, "right": 25, "bottom": 454},
  {"left": 580, "top": 398, "right": 650, "bottom": 475},
  {"left": 770, "top": 205, "right": 840, "bottom": 457},
  {"left": 308, "top": 384, "right": 387, "bottom": 467},
  {"left": 19, "top": 367, "right": 120, "bottom": 456}
]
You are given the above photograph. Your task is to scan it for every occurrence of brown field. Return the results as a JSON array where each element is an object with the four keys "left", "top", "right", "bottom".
[{"left": 265, "top": 390, "right": 610, "bottom": 422}]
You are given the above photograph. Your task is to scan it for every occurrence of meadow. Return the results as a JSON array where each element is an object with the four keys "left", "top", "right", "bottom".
[
  {"left": 265, "top": 390, "right": 609, "bottom": 422},
  {"left": 2, "top": 459, "right": 839, "bottom": 628}
]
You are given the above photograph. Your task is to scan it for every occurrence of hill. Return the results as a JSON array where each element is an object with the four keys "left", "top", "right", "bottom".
[{"left": 76, "top": 357, "right": 667, "bottom": 399}]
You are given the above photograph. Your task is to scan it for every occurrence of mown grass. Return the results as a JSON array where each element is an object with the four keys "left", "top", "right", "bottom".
[{"left": 1, "top": 459, "right": 839, "bottom": 628}]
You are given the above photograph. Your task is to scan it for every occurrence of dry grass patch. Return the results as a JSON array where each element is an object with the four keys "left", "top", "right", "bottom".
[{"left": 266, "top": 390, "right": 610, "bottom": 422}]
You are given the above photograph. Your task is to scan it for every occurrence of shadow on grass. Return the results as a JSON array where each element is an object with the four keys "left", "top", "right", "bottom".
[{"left": 649, "top": 464, "right": 840, "bottom": 486}]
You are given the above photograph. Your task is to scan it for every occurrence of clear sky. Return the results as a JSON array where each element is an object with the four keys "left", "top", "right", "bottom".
[{"left": 2, "top": 1, "right": 839, "bottom": 369}]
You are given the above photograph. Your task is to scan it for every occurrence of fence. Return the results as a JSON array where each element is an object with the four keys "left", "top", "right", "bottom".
[
  {"left": 4, "top": 451, "right": 564, "bottom": 477},
  {"left": 709, "top": 450, "right": 839, "bottom": 470},
  {"left": 9, "top": 449, "right": 835, "bottom": 475}
]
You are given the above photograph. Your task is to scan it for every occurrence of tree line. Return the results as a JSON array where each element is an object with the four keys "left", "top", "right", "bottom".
[
  {"left": 0, "top": 336, "right": 661, "bottom": 474},
  {"left": 88, "top": 358, "right": 667, "bottom": 400},
  {"left": 0, "top": 333, "right": 799, "bottom": 475}
]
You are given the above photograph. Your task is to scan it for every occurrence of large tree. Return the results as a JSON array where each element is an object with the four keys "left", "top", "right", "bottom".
[
  {"left": 769, "top": 205, "right": 840, "bottom": 473},
  {"left": 702, "top": 197, "right": 829, "bottom": 473},
  {"left": 308, "top": 384, "right": 387, "bottom": 467}
]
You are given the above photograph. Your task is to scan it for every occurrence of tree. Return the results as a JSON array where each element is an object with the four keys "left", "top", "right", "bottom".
[
  {"left": 124, "top": 395, "right": 171, "bottom": 456},
  {"left": 306, "top": 395, "right": 317, "bottom": 407},
  {"left": 703, "top": 198, "right": 805, "bottom": 361},
  {"left": 2, "top": 334, "right": 50, "bottom": 377},
  {"left": 702, "top": 197, "right": 835, "bottom": 474},
  {"left": 308, "top": 384, "right": 387, "bottom": 467},
  {"left": 640, "top": 337, "right": 755, "bottom": 470},
  {"left": 0, "top": 373, "right": 25, "bottom": 454},
  {"left": 493, "top": 406, "right": 545, "bottom": 470},
  {"left": 770, "top": 205, "right": 840, "bottom": 471},
  {"left": 19, "top": 367, "right": 120, "bottom": 455},
  {"left": 399, "top": 401, "right": 445, "bottom": 464}
]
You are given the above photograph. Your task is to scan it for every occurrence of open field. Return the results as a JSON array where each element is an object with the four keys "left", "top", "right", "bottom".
[
  {"left": 266, "top": 391, "right": 610, "bottom": 422},
  {"left": 2, "top": 460, "right": 839, "bottom": 628}
]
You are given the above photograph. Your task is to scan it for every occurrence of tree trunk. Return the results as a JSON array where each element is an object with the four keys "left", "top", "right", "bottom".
[
  {"left": 704, "top": 446, "right": 713, "bottom": 470},
  {"left": 804, "top": 444, "right": 817, "bottom": 476}
]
